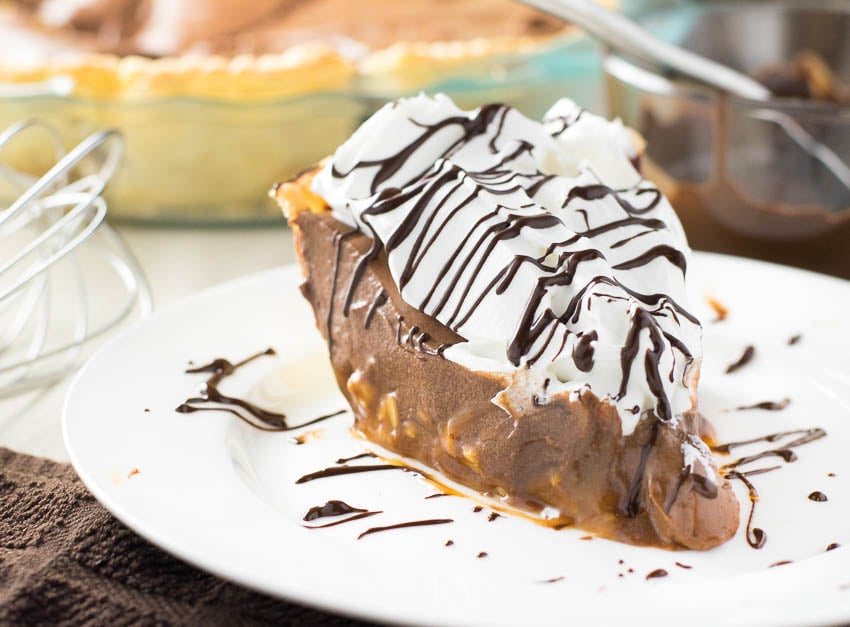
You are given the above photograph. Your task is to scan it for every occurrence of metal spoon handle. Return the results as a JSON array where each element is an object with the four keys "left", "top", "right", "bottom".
[{"left": 521, "top": 0, "right": 771, "bottom": 100}]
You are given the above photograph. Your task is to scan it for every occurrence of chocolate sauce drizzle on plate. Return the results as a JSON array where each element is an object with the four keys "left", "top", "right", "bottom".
[
  {"left": 302, "top": 500, "right": 383, "bottom": 529},
  {"left": 646, "top": 569, "right": 668, "bottom": 580},
  {"left": 713, "top": 427, "right": 827, "bottom": 549},
  {"left": 731, "top": 398, "right": 790, "bottom": 412},
  {"left": 295, "top": 464, "right": 402, "bottom": 485},
  {"left": 175, "top": 348, "right": 346, "bottom": 432},
  {"left": 357, "top": 518, "right": 453, "bottom": 540},
  {"left": 725, "top": 345, "right": 755, "bottom": 374},
  {"left": 808, "top": 491, "right": 828, "bottom": 502},
  {"left": 304, "top": 500, "right": 366, "bottom": 521},
  {"left": 335, "top": 452, "right": 376, "bottom": 464}
]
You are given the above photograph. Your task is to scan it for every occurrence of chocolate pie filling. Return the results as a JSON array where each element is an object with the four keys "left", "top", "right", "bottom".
[{"left": 289, "top": 206, "right": 738, "bottom": 550}]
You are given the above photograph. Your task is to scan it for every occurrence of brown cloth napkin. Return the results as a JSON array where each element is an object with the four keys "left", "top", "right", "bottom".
[{"left": 0, "top": 447, "right": 376, "bottom": 626}]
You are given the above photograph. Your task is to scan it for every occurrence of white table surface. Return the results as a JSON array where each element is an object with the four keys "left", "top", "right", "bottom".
[{"left": 0, "top": 224, "right": 296, "bottom": 462}]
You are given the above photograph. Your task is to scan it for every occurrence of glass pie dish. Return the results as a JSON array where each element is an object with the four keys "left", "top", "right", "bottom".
[{"left": 0, "top": 30, "right": 603, "bottom": 225}]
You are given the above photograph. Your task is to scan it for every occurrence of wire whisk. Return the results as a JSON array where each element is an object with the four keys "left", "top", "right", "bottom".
[{"left": 0, "top": 120, "right": 152, "bottom": 398}]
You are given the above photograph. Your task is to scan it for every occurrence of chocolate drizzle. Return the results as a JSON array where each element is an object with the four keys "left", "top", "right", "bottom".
[
  {"left": 357, "top": 518, "right": 453, "bottom": 540},
  {"left": 304, "top": 511, "right": 382, "bottom": 529},
  {"left": 725, "top": 345, "right": 755, "bottom": 374},
  {"left": 711, "top": 428, "right": 825, "bottom": 455},
  {"left": 335, "top": 452, "right": 376, "bottom": 464},
  {"left": 732, "top": 399, "right": 790, "bottom": 412},
  {"left": 295, "top": 464, "right": 402, "bottom": 484},
  {"left": 302, "top": 501, "right": 383, "bottom": 529},
  {"left": 622, "top": 418, "right": 660, "bottom": 516},
  {"left": 646, "top": 569, "right": 668, "bottom": 580},
  {"left": 611, "top": 245, "right": 687, "bottom": 275},
  {"left": 304, "top": 500, "right": 367, "bottom": 521},
  {"left": 723, "top": 469, "right": 769, "bottom": 549},
  {"left": 329, "top": 230, "right": 359, "bottom": 351},
  {"left": 571, "top": 331, "right": 598, "bottom": 372},
  {"left": 808, "top": 491, "right": 828, "bottom": 502},
  {"left": 175, "top": 348, "right": 345, "bottom": 432},
  {"left": 713, "top": 427, "right": 827, "bottom": 549},
  {"left": 364, "top": 289, "right": 388, "bottom": 329}
]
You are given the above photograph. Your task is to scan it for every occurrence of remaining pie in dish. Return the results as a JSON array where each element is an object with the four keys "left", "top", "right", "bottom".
[
  {"left": 273, "top": 94, "right": 739, "bottom": 550},
  {"left": 0, "top": 0, "right": 586, "bottom": 222}
]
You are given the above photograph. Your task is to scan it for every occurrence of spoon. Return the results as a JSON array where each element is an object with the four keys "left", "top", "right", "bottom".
[{"left": 520, "top": 0, "right": 850, "bottom": 191}]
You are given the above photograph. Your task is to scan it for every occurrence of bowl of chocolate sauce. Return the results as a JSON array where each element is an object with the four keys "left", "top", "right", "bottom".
[{"left": 604, "top": 1, "right": 850, "bottom": 259}]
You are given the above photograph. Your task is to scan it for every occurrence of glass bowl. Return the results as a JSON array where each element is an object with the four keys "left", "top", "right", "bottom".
[
  {"left": 0, "top": 35, "right": 603, "bottom": 226},
  {"left": 605, "top": 0, "right": 850, "bottom": 248}
]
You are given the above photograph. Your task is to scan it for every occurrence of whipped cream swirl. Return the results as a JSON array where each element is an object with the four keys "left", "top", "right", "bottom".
[{"left": 313, "top": 94, "right": 701, "bottom": 435}]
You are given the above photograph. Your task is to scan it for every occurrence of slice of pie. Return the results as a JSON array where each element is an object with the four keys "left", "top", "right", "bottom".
[{"left": 272, "top": 94, "right": 739, "bottom": 550}]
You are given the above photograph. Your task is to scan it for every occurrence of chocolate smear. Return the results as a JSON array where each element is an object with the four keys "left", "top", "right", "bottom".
[
  {"left": 176, "top": 348, "right": 345, "bottom": 431},
  {"left": 725, "top": 345, "right": 755, "bottom": 374},
  {"left": 296, "top": 464, "right": 402, "bottom": 484},
  {"left": 357, "top": 519, "right": 454, "bottom": 540}
]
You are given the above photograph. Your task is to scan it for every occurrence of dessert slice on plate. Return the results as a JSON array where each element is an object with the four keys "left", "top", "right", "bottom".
[{"left": 272, "top": 94, "right": 739, "bottom": 550}]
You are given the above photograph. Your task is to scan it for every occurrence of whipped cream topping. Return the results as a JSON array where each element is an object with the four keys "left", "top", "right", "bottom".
[{"left": 313, "top": 94, "right": 701, "bottom": 435}]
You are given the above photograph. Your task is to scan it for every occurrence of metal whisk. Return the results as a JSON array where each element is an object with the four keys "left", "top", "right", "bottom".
[{"left": 0, "top": 120, "right": 152, "bottom": 397}]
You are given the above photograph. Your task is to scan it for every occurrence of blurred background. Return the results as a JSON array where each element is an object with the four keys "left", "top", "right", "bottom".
[{"left": 0, "top": 0, "right": 848, "bottom": 457}]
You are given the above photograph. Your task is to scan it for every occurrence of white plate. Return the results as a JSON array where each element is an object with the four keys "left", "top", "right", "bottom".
[{"left": 64, "top": 254, "right": 850, "bottom": 627}]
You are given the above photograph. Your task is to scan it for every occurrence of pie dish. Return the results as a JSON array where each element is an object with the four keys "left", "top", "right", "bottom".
[
  {"left": 0, "top": 0, "right": 602, "bottom": 223},
  {"left": 272, "top": 94, "right": 739, "bottom": 549}
]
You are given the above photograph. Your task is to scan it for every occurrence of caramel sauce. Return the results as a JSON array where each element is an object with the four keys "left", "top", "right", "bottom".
[{"left": 706, "top": 297, "right": 729, "bottom": 322}]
